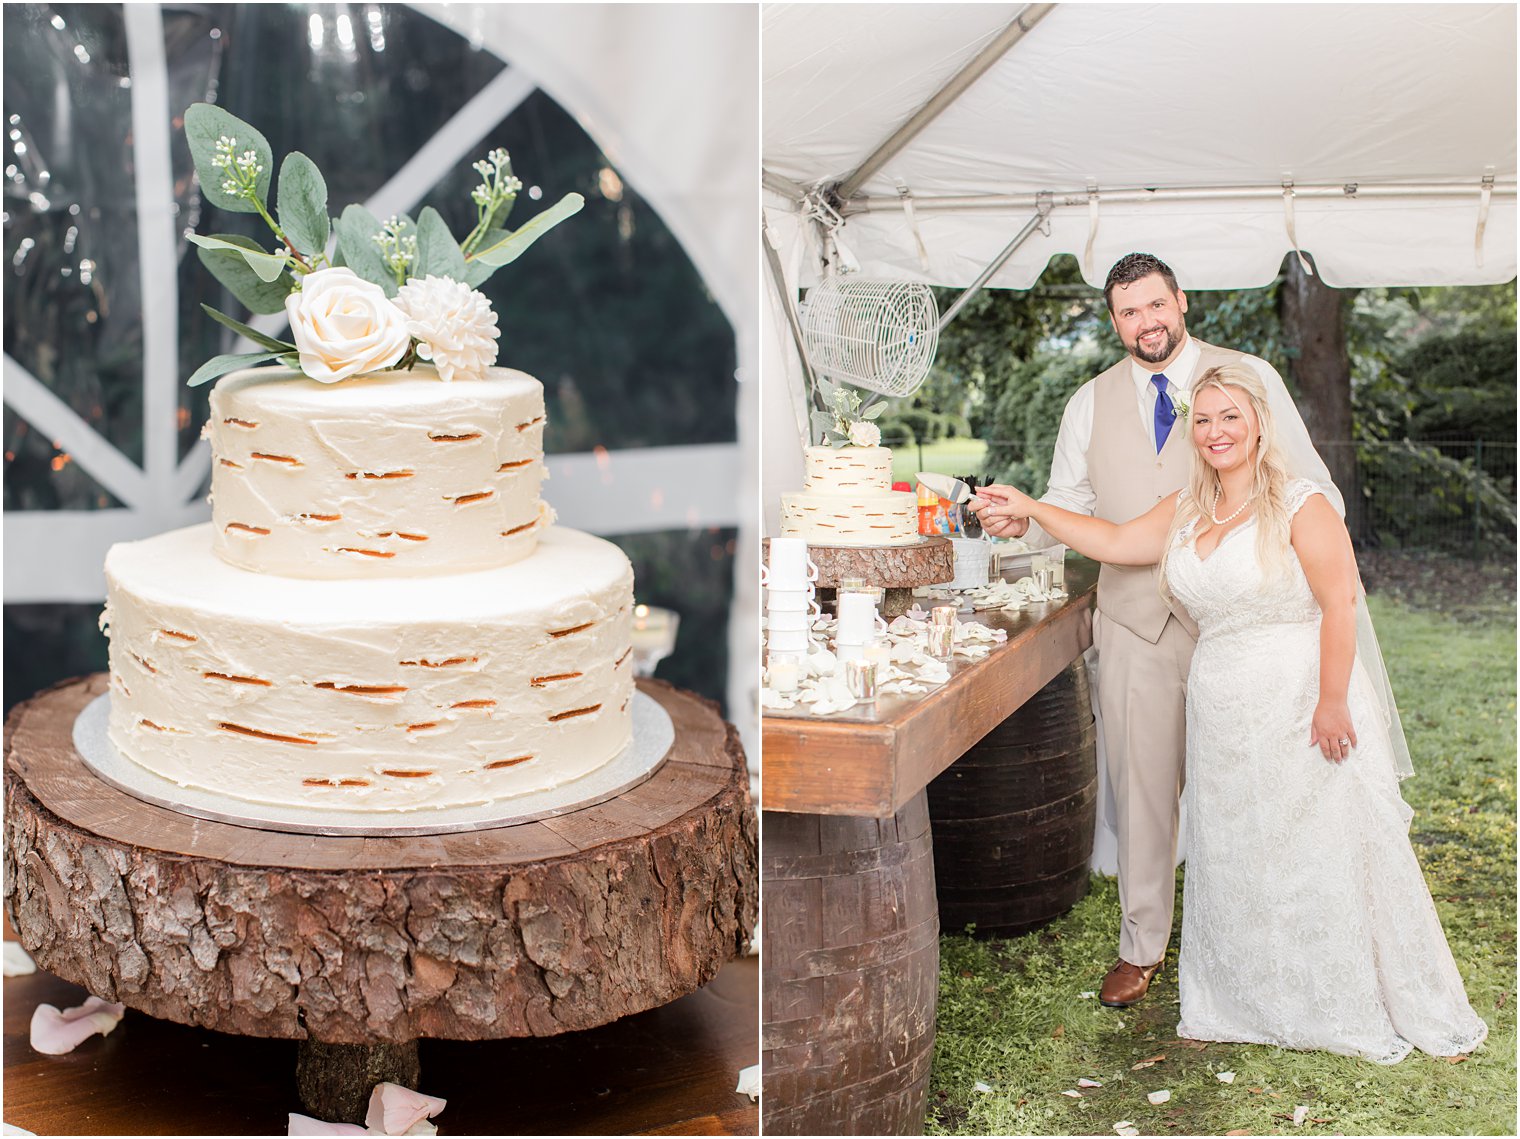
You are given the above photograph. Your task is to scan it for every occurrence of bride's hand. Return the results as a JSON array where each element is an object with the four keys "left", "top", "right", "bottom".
[
  {"left": 1310, "top": 700, "right": 1357, "bottom": 764},
  {"left": 971, "top": 485, "right": 1034, "bottom": 539}
]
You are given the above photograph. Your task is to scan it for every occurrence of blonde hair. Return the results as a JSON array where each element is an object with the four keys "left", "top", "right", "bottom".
[{"left": 1158, "top": 364, "right": 1296, "bottom": 593}]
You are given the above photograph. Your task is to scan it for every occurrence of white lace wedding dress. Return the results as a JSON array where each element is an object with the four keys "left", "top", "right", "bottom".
[{"left": 1166, "top": 479, "right": 1489, "bottom": 1063}]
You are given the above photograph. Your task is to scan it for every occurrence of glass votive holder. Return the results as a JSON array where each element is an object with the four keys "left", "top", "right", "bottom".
[
  {"left": 863, "top": 639, "right": 892, "bottom": 669},
  {"left": 838, "top": 576, "right": 868, "bottom": 594},
  {"left": 845, "top": 658, "right": 878, "bottom": 701},
  {"left": 768, "top": 654, "right": 801, "bottom": 694},
  {"left": 930, "top": 604, "right": 957, "bottom": 627},
  {"left": 1048, "top": 549, "right": 1067, "bottom": 590},
  {"left": 927, "top": 624, "right": 955, "bottom": 659}
]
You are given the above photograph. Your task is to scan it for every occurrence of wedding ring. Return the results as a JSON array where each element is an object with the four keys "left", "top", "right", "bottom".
[{"left": 1338, "top": 738, "right": 1350, "bottom": 746}]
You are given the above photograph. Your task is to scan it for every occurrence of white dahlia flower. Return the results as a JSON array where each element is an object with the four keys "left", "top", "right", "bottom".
[
  {"left": 847, "top": 421, "right": 881, "bottom": 448},
  {"left": 393, "top": 275, "right": 501, "bottom": 383}
]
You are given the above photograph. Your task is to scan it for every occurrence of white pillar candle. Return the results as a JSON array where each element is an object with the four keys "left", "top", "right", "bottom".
[{"left": 836, "top": 592, "right": 878, "bottom": 645}]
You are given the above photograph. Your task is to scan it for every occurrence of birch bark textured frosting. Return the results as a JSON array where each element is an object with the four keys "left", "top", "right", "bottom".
[
  {"left": 208, "top": 366, "right": 548, "bottom": 578},
  {"left": 779, "top": 445, "right": 919, "bottom": 546},
  {"left": 103, "top": 525, "right": 634, "bottom": 810}
]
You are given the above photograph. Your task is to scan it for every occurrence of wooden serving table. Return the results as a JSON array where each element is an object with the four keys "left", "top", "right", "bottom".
[
  {"left": 761, "top": 560, "right": 1097, "bottom": 1136},
  {"left": 764, "top": 559, "right": 1098, "bottom": 816}
]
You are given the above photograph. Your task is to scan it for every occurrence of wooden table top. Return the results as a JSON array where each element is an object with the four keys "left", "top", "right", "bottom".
[
  {"left": 3, "top": 930, "right": 758, "bottom": 1136},
  {"left": 762, "top": 559, "right": 1097, "bottom": 817}
]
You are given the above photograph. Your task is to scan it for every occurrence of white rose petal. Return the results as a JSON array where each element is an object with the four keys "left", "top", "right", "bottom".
[
  {"left": 1216, "top": 1071, "right": 1236, "bottom": 1084},
  {"left": 1147, "top": 1090, "right": 1171, "bottom": 1105},
  {"left": 29, "top": 996, "right": 125, "bottom": 1055},
  {"left": 1292, "top": 1104, "right": 1309, "bottom": 1127},
  {"left": 284, "top": 268, "right": 410, "bottom": 383},
  {"left": 364, "top": 1082, "right": 446, "bottom": 1135},
  {"left": 1078, "top": 1078, "right": 1103, "bottom": 1088},
  {"left": 4, "top": 943, "right": 37, "bottom": 976},
  {"left": 973, "top": 1081, "right": 993, "bottom": 1094},
  {"left": 394, "top": 275, "right": 500, "bottom": 383}
]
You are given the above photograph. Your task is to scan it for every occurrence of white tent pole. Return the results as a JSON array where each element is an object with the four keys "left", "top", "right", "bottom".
[
  {"left": 761, "top": 214, "right": 818, "bottom": 393},
  {"left": 835, "top": 3, "right": 1056, "bottom": 203},
  {"left": 763, "top": 169, "right": 809, "bottom": 202},
  {"left": 937, "top": 193, "right": 1051, "bottom": 332},
  {"left": 851, "top": 181, "right": 1517, "bottom": 214}
]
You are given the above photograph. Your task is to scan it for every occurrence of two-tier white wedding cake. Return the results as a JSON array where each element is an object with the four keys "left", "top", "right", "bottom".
[
  {"left": 779, "top": 445, "right": 918, "bottom": 546},
  {"left": 101, "top": 366, "right": 635, "bottom": 812}
]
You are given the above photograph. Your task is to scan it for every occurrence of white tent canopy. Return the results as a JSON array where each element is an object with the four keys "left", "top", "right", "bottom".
[{"left": 763, "top": 2, "right": 1517, "bottom": 293}]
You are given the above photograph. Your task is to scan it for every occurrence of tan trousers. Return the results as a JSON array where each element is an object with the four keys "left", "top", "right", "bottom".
[{"left": 1092, "top": 609, "right": 1196, "bottom": 967}]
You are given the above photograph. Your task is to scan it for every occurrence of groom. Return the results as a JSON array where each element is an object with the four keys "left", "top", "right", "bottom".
[{"left": 979, "top": 252, "right": 1339, "bottom": 1007}]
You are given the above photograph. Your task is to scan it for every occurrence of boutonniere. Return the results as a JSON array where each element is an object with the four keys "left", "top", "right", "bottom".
[{"left": 1173, "top": 393, "right": 1190, "bottom": 421}]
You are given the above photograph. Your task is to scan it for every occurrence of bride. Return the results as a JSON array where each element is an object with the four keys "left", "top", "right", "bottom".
[{"left": 974, "top": 364, "right": 1488, "bottom": 1063}]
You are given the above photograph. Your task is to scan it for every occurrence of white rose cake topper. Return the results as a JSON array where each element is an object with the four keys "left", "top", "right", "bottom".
[{"left": 182, "top": 104, "right": 582, "bottom": 387}]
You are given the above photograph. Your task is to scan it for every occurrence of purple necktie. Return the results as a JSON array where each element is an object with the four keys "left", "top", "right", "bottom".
[{"left": 1152, "top": 374, "right": 1175, "bottom": 453}]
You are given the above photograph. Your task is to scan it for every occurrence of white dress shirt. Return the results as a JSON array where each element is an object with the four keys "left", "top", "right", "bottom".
[{"left": 1023, "top": 335, "right": 1342, "bottom": 547}]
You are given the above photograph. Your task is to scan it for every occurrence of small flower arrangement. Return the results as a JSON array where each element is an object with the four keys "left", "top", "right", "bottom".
[
  {"left": 810, "top": 377, "right": 887, "bottom": 448},
  {"left": 1173, "top": 392, "right": 1191, "bottom": 421},
  {"left": 183, "top": 103, "right": 582, "bottom": 386}
]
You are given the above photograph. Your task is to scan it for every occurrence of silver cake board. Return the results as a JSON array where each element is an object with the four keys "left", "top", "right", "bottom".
[{"left": 72, "top": 691, "right": 674, "bottom": 837}]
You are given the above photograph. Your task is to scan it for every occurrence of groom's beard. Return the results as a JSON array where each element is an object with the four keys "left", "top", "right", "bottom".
[{"left": 1125, "top": 319, "right": 1185, "bottom": 364}]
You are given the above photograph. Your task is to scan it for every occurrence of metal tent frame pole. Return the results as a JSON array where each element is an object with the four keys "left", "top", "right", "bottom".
[
  {"left": 833, "top": 3, "right": 1055, "bottom": 204},
  {"left": 937, "top": 194, "right": 1053, "bottom": 332}
]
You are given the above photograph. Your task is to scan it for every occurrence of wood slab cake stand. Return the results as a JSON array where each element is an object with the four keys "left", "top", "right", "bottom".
[
  {"left": 3, "top": 675, "right": 757, "bottom": 1125},
  {"left": 764, "top": 536, "right": 954, "bottom": 617}
]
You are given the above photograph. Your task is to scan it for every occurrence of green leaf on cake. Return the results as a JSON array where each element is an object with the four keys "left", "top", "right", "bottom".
[
  {"left": 185, "top": 103, "right": 273, "bottom": 215},
  {"left": 195, "top": 234, "right": 297, "bottom": 314},
  {"left": 336, "top": 204, "right": 399, "bottom": 296},
  {"left": 201, "top": 304, "right": 297, "bottom": 353},
  {"left": 863, "top": 402, "right": 888, "bottom": 420},
  {"left": 463, "top": 230, "right": 509, "bottom": 287},
  {"left": 188, "top": 234, "right": 289, "bottom": 283},
  {"left": 187, "top": 350, "right": 282, "bottom": 388},
  {"left": 465, "top": 193, "right": 585, "bottom": 283},
  {"left": 414, "top": 206, "right": 467, "bottom": 282},
  {"left": 276, "top": 152, "right": 330, "bottom": 256}
]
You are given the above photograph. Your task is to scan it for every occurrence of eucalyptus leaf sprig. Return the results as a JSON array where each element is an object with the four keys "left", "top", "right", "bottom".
[
  {"left": 809, "top": 376, "right": 888, "bottom": 448},
  {"left": 182, "top": 101, "right": 586, "bottom": 388}
]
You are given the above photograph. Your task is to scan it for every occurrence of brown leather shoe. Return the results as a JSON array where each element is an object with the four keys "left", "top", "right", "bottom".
[{"left": 1099, "top": 958, "right": 1163, "bottom": 1008}]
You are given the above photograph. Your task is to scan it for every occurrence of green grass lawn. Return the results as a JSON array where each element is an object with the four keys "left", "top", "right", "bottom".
[
  {"left": 888, "top": 438, "right": 991, "bottom": 484},
  {"left": 927, "top": 594, "right": 1516, "bottom": 1136}
]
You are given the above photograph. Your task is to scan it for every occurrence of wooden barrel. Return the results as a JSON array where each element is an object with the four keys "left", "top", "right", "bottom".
[
  {"left": 927, "top": 661, "right": 1097, "bottom": 939},
  {"left": 761, "top": 792, "right": 939, "bottom": 1135}
]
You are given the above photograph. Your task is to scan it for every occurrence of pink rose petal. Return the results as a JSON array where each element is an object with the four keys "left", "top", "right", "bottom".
[
  {"left": 286, "top": 1115, "right": 367, "bottom": 1136},
  {"left": 365, "top": 1083, "right": 446, "bottom": 1136},
  {"left": 29, "top": 996, "right": 125, "bottom": 1055}
]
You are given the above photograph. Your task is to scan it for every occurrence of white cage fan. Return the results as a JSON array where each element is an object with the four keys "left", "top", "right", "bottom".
[{"left": 800, "top": 277, "right": 939, "bottom": 397}]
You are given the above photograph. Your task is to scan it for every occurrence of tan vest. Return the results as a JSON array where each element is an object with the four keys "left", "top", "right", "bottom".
[{"left": 1086, "top": 339, "right": 1243, "bottom": 643}]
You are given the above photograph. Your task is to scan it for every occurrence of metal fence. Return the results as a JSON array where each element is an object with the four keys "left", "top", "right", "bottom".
[{"left": 886, "top": 436, "right": 1518, "bottom": 559}]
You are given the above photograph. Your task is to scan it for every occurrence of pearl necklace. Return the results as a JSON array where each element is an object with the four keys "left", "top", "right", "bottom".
[{"left": 1211, "top": 488, "right": 1250, "bottom": 526}]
